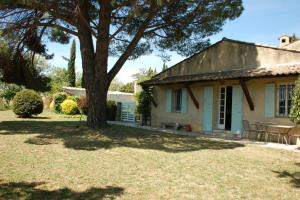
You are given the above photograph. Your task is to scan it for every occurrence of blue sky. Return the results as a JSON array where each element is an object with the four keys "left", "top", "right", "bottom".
[{"left": 47, "top": 0, "right": 300, "bottom": 83}]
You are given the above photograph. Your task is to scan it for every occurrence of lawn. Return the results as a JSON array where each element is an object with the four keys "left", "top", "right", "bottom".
[{"left": 0, "top": 110, "right": 299, "bottom": 200}]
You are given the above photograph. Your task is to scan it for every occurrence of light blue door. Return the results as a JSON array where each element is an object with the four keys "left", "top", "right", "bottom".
[
  {"left": 203, "top": 86, "right": 213, "bottom": 133},
  {"left": 265, "top": 84, "right": 275, "bottom": 118},
  {"left": 121, "top": 102, "right": 136, "bottom": 122},
  {"left": 231, "top": 85, "right": 243, "bottom": 134}
]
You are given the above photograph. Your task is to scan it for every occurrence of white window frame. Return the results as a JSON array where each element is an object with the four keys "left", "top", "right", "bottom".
[
  {"left": 218, "top": 86, "right": 227, "bottom": 129},
  {"left": 172, "top": 88, "right": 182, "bottom": 113},
  {"left": 276, "top": 82, "right": 295, "bottom": 117}
]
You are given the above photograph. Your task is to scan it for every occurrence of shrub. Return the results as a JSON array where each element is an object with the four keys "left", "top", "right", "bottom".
[
  {"left": 12, "top": 89, "right": 43, "bottom": 117},
  {"left": 0, "top": 83, "right": 22, "bottom": 103},
  {"left": 107, "top": 100, "right": 117, "bottom": 120},
  {"left": 60, "top": 99, "right": 79, "bottom": 115},
  {"left": 136, "top": 90, "right": 152, "bottom": 125},
  {"left": 290, "top": 76, "right": 300, "bottom": 124},
  {"left": 67, "top": 95, "right": 80, "bottom": 103},
  {"left": 49, "top": 101, "right": 55, "bottom": 112},
  {"left": 77, "top": 96, "right": 88, "bottom": 115},
  {"left": 53, "top": 92, "right": 68, "bottom": 113},
  {"left": 0, "top": 98, "right": 6, "bottom": 111}
]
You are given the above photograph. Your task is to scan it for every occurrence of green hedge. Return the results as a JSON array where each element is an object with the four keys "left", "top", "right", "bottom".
[
  {"left": 12, "top": 89, "right": 43, "bottom": 118},
  {"left": 52, "top": 92, "right": 67, "bottom": 113}
]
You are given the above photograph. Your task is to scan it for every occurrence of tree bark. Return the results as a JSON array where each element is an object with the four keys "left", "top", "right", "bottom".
[
  {"left": 78, "top": 33, "right": 110, "bottom": 129},
  {"left": 86, "top": 80, "right": 108, "bottom": 129},
  {"left": 77, "top": 0, "right": 111, "bottom": 129},
  {"left": 76, "top": 1, "right": 152, "bottom": 129}
]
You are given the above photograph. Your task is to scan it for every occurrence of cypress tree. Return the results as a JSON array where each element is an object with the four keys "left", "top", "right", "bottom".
[
  {"left": 67, "top": 40, "right": 76, "bottom": 87},
  {"left": 162, "top": 62, "right": 168, "bottom": 71}
]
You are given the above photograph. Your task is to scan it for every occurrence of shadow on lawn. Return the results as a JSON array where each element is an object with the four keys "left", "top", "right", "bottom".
[
  {"left": 0, "top": 181, "right": 124, "bottom": 200},
  {"left": 0, "top": 121, "right": 245, "bottom": 153},
  {"left": 273, "top": 163, "right": 300, "bottom": 188}
]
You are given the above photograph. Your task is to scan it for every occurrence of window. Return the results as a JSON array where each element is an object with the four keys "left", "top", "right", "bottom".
[
  {"left": 173, "top": 89, "right": 182, "bottom": 112},
  {"left": 219, "top": 87, "right": 226, "bottom": 126},
  {"left": 278, "top": 83, "right": 295, "bottom": 116}
]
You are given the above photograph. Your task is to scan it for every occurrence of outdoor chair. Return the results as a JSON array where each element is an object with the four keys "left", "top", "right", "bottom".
[
  {"left": 264, "top": 123, "right": 282, "bottom": 143},
  {"left": 242, "top": 120, "right": 258, "bottom": 140},
  {"left": 255, "top": 122, "right": 268, "bottom": 141}
]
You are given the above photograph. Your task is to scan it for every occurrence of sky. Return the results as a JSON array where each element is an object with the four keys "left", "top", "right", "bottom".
[{"left": 46, "top": 0, "right": 300, "bottom": 83}]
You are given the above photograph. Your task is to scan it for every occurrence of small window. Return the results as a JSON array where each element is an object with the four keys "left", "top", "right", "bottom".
[
  {"left": 281, "top": 39, "right": 286, "bottom": 43},
  {"left": 173, "top": 89, "right": 182, "bottom": 112},
  {"left": 278, "top": 83, "right": 295, "bottom": 117}
]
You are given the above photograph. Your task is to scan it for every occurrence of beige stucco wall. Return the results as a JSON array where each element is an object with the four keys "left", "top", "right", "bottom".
[
  {"left": 157, "top": 40, "right": 300, "bottom": 79},
  {"left": 151, "top": 76, "right": 299, "bottom": 143},
  {"left": 284, "top": 40, "right": 300, "bottom": 51}
]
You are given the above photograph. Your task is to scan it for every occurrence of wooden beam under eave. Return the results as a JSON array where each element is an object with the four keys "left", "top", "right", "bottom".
[
  {"left": 239, "top": 80, "right": 254, "bottom": 111},
  {"left": 185, "top": 85, "right": 199, "bottom": 109}
]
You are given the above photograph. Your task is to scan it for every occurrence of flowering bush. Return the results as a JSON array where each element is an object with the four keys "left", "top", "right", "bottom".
[{"left": 60, "top": 99, "right": 79, "bottom": 115}]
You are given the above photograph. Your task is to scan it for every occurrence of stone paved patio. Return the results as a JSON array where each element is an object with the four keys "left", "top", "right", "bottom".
[{"left": 108, "top": 121, "right": 300, "bottom": 152}]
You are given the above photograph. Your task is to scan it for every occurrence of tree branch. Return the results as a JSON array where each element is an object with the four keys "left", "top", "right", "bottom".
[
  {"left": 37, "top": 22, "right": 79, "bottom": 36},
  {"left": 108, "top": 9, "right": 158, "bottom": 82}
]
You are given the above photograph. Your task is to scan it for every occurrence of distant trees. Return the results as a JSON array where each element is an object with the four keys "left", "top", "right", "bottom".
[
  {"left": 109, "top": 78, "right": 124, "bottom": 91},
  {"left": 120, "top": 82, "right": 134, "bottom": 93},
  {"left": 49, "top": 67, "right": 69, "bottom": 94},
  {"left": 68, "top": 40, "right": 76, "bottom": 87},
  {"left": 109, "top": 78, "right": 134, "bottom": 93},
  {"left": 132, "top": 67, "right": 157, "bottom": 83},
  {"left": 162, "top": 63, "right": 168, "bottom": 71},
  {"left": 291, "top": 33, "right": 299, "bottom": 43},
  {"left": 108, "top": 67, "right": 156, "bottom": 93},
  {"left": 63, "top": 40, "right": 76, "bottom": 87}
]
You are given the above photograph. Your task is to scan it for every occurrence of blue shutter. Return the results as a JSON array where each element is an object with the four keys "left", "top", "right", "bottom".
[
  {"left": 265, "top": 84, "right": 275, "bottom": 118},
  {"left": 165, "top": 89, "right": 172, "bottom": 112},
  {"left": 231, "top": 85, "right": 243, "bottom": 134},
  {"left": 203, "top": 86, "right": 213, "bottom": 133},
  {"left": 181, "top": 88, "right": 188, "bottom": 113}
]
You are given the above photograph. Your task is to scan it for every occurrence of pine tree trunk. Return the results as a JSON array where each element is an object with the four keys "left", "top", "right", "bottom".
[
  {"left": 77, "top": 2, "right": 111, "bottom": 129},
  {"left": 86, "top": 82, "right": 108, "bottom": 128},
  {"left": 78, "top": 32, "right": 109, "bottom": 128}
]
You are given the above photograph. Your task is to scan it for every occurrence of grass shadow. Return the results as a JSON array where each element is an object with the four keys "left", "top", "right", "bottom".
[
  {"left": 0, "top": 180, "right": 124, "bottom": 200},
  {"left": 273, "top": 163, "right": 300, "bottom": 188},
  {"left": 0, "top": 120, "right": 245, "bottom": 153}
]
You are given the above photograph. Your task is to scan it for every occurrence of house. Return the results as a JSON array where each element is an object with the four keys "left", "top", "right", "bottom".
[
  {"left": 140, "top": 36, "right": 300, "bottom": 142},
  {"left": 63, "top": 86, "right": 136, "bottom": 122}
]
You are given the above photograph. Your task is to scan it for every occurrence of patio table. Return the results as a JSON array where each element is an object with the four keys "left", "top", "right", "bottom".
[{"left": 267, "top": 124, "right": 295, "bottom": 144}]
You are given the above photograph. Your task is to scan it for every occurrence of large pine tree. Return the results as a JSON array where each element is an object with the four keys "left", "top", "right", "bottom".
[{"left": 0, "top": 0, "right": 243, "bottom": 128}]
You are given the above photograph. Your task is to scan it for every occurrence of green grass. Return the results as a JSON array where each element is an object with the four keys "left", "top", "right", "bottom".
[{"left": 0, "top": 110, "right": 299, "bottom": 199}]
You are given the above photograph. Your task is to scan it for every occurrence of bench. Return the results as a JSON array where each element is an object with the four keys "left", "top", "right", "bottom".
[{"left": 161, "top": 122, "right": 192, "bottom": 132}]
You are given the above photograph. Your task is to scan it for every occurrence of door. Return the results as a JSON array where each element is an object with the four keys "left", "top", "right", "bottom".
[
  {"left": 218, "top": 87, "right": 226, "bottom": 129},
  {"left": 203, "top": 86, "right": 213, "bottom": 133},
  {"left": 231, "top": 85, "right": 243, "bottom": 134},
  {"left": 218, "top": 86, "right": 232, "bottom": 130},
  {"left": 121, "top": 102, "right": 136, "bottom": 122}
]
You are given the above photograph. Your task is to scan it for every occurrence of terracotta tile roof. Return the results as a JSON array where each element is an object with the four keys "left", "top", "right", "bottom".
[{"left": 141, "top": 64, "right": 300, "bottom": 86}]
